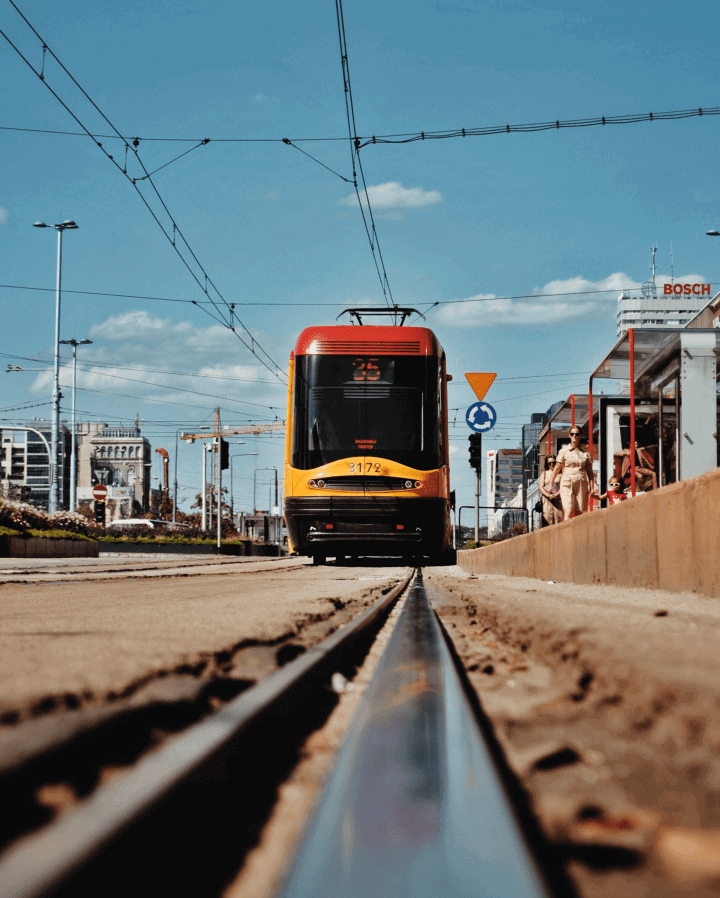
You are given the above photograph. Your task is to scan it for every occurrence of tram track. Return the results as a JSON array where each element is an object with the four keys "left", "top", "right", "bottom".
[
  {"left": 0, "top": 569, "right": 571, "bottom": 898},
  {"left": 0, "top": 555, "right": 304, "bottom": 586},
  {"left": 0, "top": 572, "right": 411, "bottom": 898}
]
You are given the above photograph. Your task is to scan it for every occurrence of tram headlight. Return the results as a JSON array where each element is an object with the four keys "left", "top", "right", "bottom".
[
  {"left": 414, "top": 480, "right": 422, "bottom": 488},
  {"left": 404, "top": 480, "right": 413, "bottom": 489},
  {"left": 308, "top": 479, "right": 316, "bottom": 488},
  {"left": 317, "top": 479, "right": 325, "bottom": 488}
]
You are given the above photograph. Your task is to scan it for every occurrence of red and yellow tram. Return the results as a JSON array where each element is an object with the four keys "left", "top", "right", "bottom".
[{"left": 283, "top": 316, "right": 452, "bottom": 563}]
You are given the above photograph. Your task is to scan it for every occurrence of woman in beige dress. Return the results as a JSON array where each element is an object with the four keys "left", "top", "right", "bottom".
[
  {"left": 538, "top": 454, "right": 562, "bottom": 526},
  {"left": 552, "top": 427, "right": 595, "bottom": 520}
]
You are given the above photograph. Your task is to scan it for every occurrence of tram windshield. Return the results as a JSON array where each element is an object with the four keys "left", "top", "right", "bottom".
[{"left": 292, "top": 355, "right": 444, "bottom": 470}]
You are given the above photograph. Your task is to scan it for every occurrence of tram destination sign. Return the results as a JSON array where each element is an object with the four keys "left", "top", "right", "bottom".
[{"left": 466, "top": 401, "right": 497, "bottom": 433}]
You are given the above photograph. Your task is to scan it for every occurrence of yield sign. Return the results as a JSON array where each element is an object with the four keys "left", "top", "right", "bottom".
[
  {"left": 466, "top": 401, "right": 497, "bottom": 432},
  {"left": 465, "top": 372, "right": 496, "bottom": 401}
]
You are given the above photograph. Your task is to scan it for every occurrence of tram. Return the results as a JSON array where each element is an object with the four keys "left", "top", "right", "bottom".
[{"left": 283, "top": 309, "right": 452, "bottom": 563}]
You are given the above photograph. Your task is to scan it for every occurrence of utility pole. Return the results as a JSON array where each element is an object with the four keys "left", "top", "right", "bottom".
[{"left": 215, "top": 407, "right": 221, "bottom": 550}]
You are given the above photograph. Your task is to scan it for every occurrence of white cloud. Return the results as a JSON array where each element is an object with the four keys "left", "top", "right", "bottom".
[
  {"left": 436, "top": 273, "right": 642, "bottom": 328},
  {"left": 88, "top": 310, "right": 170, "bottom": 342},
  {"left": 0, "top": 207, "right": 8, "bottom": 224},
  {"left": 340, "top": 181, "right": 442, "bottom": 210},
  {"left": 29, "top": 311, "right": 288, "bottom": 409},
  {"left": 198, "top": 364, "right": 264, "bottom": 381}
]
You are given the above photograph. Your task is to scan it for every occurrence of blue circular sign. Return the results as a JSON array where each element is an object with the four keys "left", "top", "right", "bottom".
[{"left": 466, "top": 401, "right": 497, "bottom": 432}]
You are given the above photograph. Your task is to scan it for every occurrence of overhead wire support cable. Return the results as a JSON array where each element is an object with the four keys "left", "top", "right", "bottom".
[
  {"left": 281, "top": 138, "right": 353, "bottom": 183},
  {"left": 334, "top": 0, "right": 395, "bottom": 316},
  {"left": 135, "top": 138, "right": 211, "bottom": 181},
  {"left": 2, "top": 2, "right": 286, "bottom": 384}
]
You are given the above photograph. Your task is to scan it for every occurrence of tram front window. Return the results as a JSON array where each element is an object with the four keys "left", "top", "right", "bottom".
[{"left": 293, "top": 355, "right": 440, "bottom": 470}]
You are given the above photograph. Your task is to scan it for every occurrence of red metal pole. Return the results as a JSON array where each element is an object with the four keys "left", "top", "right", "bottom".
[
  {"left": 588, "top": 381, "right": 594, "bottom": 460},
  {"left": 629, "top": 328, "right": 636, "bottom": 497}
]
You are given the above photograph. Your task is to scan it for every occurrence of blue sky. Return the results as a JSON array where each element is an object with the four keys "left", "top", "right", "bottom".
[{"left": 1, "top": 0, "right": 718, "bottom": 512}]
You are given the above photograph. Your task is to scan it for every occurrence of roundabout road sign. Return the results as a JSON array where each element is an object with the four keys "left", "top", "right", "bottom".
[
  {"left": 466, "top": 401, "right": 497, "bottom": 433},
  {"left": 93, "top": 483, "right": 108, "bottom": 501}
]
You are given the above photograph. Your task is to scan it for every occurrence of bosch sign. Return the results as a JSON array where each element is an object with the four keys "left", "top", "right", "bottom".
[{"left": 663, "top": 283, "right": 712, "bottom": 295}]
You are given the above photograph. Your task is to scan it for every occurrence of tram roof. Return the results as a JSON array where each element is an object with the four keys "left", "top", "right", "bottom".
[{"left": 293, "top": 324, "right": 443, "bottom": 357}]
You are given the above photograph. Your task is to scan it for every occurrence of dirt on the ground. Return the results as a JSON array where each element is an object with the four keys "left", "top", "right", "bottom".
[
  {"left": 426, "top": 566, "right": 720, "bottom": 898},
  {"left": 0, "top": 557, "right": 408, "bottom": 743}
]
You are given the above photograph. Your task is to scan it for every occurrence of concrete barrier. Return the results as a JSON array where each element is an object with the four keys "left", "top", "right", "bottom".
[{"left": 457, "top": 467, "right": 720, "bottom": 597}]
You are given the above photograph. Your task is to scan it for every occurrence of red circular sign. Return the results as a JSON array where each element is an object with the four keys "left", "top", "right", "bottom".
[{"left": 93, "top": 484, "right": 108, "bottom": 501}]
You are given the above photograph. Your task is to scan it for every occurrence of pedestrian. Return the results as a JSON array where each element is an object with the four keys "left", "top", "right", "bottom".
[
  {"left": 593, "top": 477, "right": 627, "bottom": 507},
  {"left": 551, "top": 427, "right": 595, "bottom": 520},
  {"left": 538, "top": 454, "right": 562, "bottom": 526}
]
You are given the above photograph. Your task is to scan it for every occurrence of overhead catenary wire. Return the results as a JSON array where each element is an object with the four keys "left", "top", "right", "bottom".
[
  {"left": 2, "top": 281, "right": 715, "bottom": 311},
  {"left": 4, "top": 105, "right": 717, "bottom": 146},
  {"left": 7, "top": 364, "right": 286, "bottom": 413},
  {"left": 334, "top": 0, "right": 394, "bottom": 313},
  {"left": 0, "top": 351, "right": 283, "bottom": 385},
  {"left": 1, "top": 3, "right": 287, "bottom": 384}
]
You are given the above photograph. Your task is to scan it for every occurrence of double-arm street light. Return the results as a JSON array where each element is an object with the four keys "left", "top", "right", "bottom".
[
  {"left": 253, "top": 467, "right": 277, "bottom": 514},
  {"left": 707, "top": 230, "right": 720, "bottom": 237},
  {"left": 229, "top": 452, "right": 259, "bottom": 521},
  {"left": 59, "top": 339, "right": 92, "bottom": 513},
  {"left": 33, "top": 219, "right": 79, "bottom": 514}
]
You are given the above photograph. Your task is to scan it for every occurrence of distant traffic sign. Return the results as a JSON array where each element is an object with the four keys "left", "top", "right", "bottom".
[
  {"left": 464, "top": 372, "right": 497, "bottom": 401},
  {"left": 93, "top": 484, "right": 108, "bottom": 501},
  {"left": 466, "top": 401, "right": 497, "bottom": 432}
]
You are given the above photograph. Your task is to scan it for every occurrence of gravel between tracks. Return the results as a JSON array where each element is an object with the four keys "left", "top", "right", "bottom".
[{"left": 426, "top": 566, "right": 720, "bottom": 898}]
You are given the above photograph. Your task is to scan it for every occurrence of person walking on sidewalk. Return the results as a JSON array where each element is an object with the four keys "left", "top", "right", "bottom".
[
  {"left": 552, "top": 427, "right": 595, "bottom": 520},
  {"left": 539, "top": 455, "right": 562, "bottom": 526}
]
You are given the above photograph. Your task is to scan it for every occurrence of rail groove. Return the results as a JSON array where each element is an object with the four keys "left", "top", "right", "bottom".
[{"left": 276, "top": 570, "right": 557, "bottom": 898}]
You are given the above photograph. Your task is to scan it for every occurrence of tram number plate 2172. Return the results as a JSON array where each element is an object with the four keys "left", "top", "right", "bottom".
[{"left": 348, "top": 462, "right": 381, "bottom": 473}]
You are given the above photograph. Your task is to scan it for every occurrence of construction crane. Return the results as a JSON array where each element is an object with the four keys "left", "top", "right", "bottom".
[
  {"left": 180, "top": 409, "right": 286, "bottom": 548},
  {"left": 224, "top": 421, "right": 285, "bottom": 436}
]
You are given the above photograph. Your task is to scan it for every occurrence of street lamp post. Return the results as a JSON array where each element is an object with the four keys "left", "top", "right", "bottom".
[
  {"left": 229, "top": 452, "right": 259, "bottom": 522},
  {"left": 59, "top": 338, "right": 92, "bottom": 513},
  {"left": 253, "top": 467, "right": 277, "bottom": 514},
  {"left": 201, "top": 442, "right": 213, "bottom": 531},
  {"left": 34, "top": 220, "right": 79, "bottom": 513}
]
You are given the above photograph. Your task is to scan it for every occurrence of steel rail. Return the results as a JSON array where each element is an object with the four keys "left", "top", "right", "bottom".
[
  {"left": 276, "top": 570, "right": 553, "bottom": 898},
  {"left": 0, "top": 573, "right": 413, "bottom": 898}
]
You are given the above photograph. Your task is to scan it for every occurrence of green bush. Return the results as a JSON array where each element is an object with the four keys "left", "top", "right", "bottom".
[
  {"left": 0, "top": 526, "right": 21, "bottom": 538},
  {"left": 28, "top": 528, "right": 95, "bottom": 542}
]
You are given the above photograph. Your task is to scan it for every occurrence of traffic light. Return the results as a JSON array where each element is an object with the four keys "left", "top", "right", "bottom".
[
  {"left": 468, "top": 433, "right": 482, "bottom": 469},
  {"left": 220, "top": 438, "right": 229, "bottom": 470}
]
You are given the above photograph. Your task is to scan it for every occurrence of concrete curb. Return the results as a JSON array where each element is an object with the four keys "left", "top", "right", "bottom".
[{"left": 458, "top": 467, "right": 720, "bottom": 596}]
